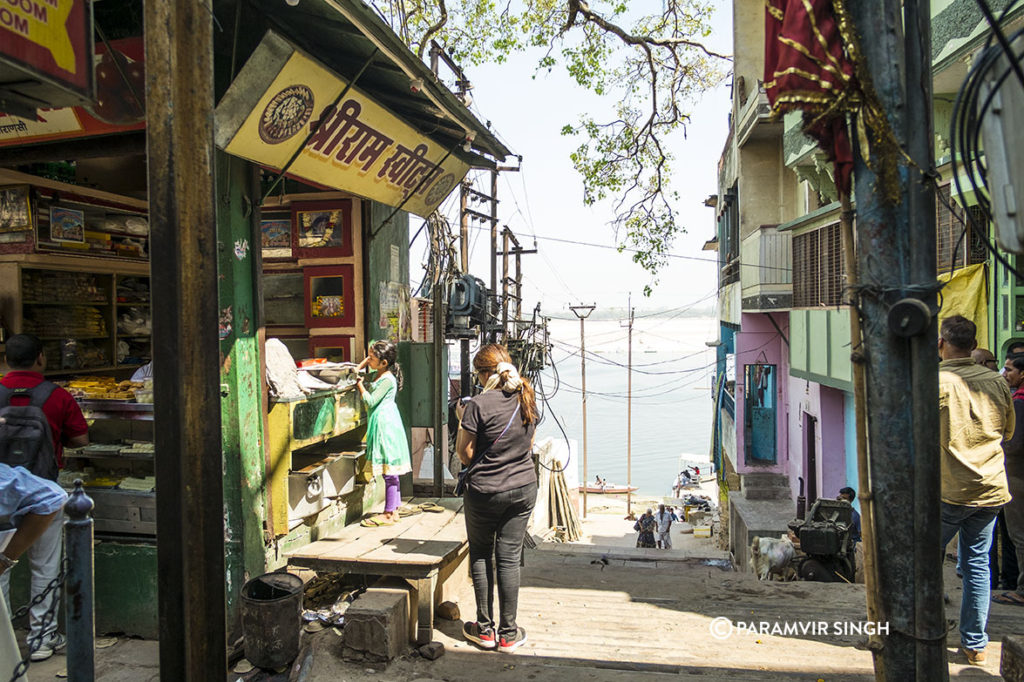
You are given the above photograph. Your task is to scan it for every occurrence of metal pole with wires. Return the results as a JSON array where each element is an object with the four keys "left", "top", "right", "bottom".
[
  {"left": 847, "top": 0, "right": 944, "bottom": 675},
  {"left": 622, "top": 297, "right": 634, "bottom": 517},
  {"left": 570, "top": 304, "right": 596, "bottom": 519}
]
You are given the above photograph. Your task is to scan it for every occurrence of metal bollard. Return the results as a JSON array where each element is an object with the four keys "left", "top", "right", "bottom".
[{"left": 64, "top": 480, "right": 95, "bottom": 682}]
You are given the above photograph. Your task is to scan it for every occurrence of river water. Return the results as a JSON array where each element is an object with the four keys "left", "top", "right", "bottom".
[{"left": 535, "top": 316, "right": 717, "bottom": 497}]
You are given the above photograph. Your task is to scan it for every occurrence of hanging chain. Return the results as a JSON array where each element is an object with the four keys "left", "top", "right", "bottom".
[{"left": 7, "top": 557, "right": 68, "bottom": 682}]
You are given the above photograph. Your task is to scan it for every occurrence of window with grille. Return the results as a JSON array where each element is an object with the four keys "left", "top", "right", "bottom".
[
  {"left": 936, "top": 184, "right": 988, "bottom": 274},
  {"left": 792, "top": 222, "right": 844, "bottom": 307}
]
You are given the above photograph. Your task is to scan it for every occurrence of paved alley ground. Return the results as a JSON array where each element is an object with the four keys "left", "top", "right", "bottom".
[{"left": 14, "top": 496, "right": 1023, "bottom": 680}]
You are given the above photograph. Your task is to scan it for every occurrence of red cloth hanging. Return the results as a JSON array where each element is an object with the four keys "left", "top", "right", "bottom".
[{"left": 763, "top": 0, "right": 856, "bottom": 196}]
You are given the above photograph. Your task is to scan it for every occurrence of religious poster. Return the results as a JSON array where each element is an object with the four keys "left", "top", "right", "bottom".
[
  {"left": 0, "top": 186, "right": 31, "bottom": 233},
  {"left": 260, "top": 216, "right": 291, "bottom": 259},
  {"left": 291, "top": 200, "right": 352, "bottom": 258},
  {"left": 49, "top": 206, "right": 84, "bottom": 243}
]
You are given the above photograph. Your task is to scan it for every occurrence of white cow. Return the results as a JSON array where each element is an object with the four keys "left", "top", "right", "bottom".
[{"left": 749, "top": 535, "right": 796, "bottom": 581}]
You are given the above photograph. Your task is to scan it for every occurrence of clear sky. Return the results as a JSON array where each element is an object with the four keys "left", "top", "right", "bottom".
[{"left": 412, "top": 0, "right": 733, "bottom": 319}]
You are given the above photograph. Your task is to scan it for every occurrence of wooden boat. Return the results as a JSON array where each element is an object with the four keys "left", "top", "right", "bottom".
[{"left": 578, "top": 484, "right": 638, "bottom": 494}]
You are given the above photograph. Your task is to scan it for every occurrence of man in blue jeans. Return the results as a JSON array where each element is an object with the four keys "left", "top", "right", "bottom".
[{"left": 938, "top": 315, "right": 1014, "bottom": 665}]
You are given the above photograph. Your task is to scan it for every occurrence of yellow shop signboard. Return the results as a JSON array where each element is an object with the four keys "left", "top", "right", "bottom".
[{"left": 215, "top": 32, "right": 469, "bottom": 218}]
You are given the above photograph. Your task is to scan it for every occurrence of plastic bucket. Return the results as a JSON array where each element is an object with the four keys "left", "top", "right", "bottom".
[{"left": 240, "top": 572, "right": 303, "bottom": 669}]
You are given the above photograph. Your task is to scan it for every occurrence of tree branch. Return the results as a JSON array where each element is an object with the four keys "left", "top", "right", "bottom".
[{"left": 416, "top": 0, "right": 449, "bottom": 59}]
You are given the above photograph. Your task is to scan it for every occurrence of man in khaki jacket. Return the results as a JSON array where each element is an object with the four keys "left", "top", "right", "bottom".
[{"left": 938, "top": 315, "right": 1014, "bottom": 665}]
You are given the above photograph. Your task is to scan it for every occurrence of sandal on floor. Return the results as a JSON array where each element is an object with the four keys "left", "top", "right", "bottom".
[
  {"left": 992, "top": 592, "right": 1024, "bottom": 606},
  {"left": 360, "top": 515, "right": 396, "bottom": 527},
  {"left": 397, "top": 506, "right": 422, "bottom": 518},
  {"left": 418, "top": 503, "right": 446, "bottom": 513}
]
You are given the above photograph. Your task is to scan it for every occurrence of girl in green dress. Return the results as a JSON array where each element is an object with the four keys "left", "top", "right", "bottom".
[{"left": 357, "top": 340, "right": 411, "bottom": 525}]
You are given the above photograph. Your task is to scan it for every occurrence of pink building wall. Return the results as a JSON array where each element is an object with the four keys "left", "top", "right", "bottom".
[
  {"left": 786, "top": 376, "right": 848, "bottom": 504},
  {"left": 733, "top": 311, "right": 789, "bottom": 476}
]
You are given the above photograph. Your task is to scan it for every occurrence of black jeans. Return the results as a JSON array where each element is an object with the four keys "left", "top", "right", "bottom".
[{"left": 463, "top": 481, "right": 538, "bottom": 637}]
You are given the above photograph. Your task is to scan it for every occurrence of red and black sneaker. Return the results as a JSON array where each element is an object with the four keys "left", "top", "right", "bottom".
[
  {"left": 463, "top": 621, "right": 497, "bottom": 649},
  {"left": 498, "top": 627, "right": 527, "bottom": 652}
]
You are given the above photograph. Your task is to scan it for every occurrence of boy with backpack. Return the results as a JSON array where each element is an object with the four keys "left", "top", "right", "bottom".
[{"left": 0, "top": 334, "right": 88, "bottom": 661}]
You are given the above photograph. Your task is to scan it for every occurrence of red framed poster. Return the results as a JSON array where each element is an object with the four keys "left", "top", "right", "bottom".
[
  {"left": 304, "top": 264, "right": 355, "bottom": 328},
  {"left": 309, "top": 335, "right": 354, "bottom": 363},
  {"left": 291, "top": 200, "right": 353, "bottom": 259}
]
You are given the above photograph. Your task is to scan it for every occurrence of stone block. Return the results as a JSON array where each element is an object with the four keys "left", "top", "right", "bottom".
[
  {"left": 342, "top": 588, "right": 410, "bottom": 663},
  {"left": 418, "top": 641, "right": 445, "bottom": 660},
  {"left": 1002, "top": 635, "right": 1024, "bottom": 681}
]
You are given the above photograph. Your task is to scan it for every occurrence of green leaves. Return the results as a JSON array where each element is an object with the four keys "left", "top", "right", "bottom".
[{"left": 377, "top": 0, "right": 727, "bottom": 290}]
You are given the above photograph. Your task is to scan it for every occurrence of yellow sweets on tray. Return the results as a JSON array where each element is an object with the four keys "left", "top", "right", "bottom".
[{"left": 65, "top": 377, "right": 144, "bottom": 400}]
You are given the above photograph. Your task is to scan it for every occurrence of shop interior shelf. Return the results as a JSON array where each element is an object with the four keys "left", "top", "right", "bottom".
[
  {"left": 44, "top": 364, "right": 143, "bottom": 376},
  {"left": 38, "top": 335, "right": 110, "bottom": 340},
  {"left": 24, "top": 301, "right": 111, "bottom": 306},
  {"left": 117, "top": 302, "right": 150, "bottom": 306}
]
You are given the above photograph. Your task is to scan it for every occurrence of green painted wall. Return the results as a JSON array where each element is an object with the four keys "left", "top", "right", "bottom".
[
  {"left": 362, "top": 201, "right": 414, "bottom": 445},
  {"left": 216, "top": 151, "right": 267, "bottom": 633},
  {"left": 790, "top": 311, "right": 808, "bottom": 372},
  {"left": 790, "top": 309, "right": 853, "bottom": 392}
]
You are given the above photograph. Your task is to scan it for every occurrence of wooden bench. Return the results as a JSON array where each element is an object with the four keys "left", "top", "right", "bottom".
[{"left": 286, "top": 497, "right": 467, "bottom": 644}]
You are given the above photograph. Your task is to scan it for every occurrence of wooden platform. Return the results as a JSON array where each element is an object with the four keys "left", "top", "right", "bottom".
[{"left": 286, "top": 497, "right": 467, "bottom": 644}]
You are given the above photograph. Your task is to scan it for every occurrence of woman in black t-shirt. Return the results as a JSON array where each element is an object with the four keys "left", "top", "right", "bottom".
[{"left": 456, "top": 344, "right": 538, "bottom": 653}]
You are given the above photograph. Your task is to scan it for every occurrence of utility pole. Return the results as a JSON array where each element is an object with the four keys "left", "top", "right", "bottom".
[
  {"left": 570, "top": 304, "right": 596, "bottom": 518},
  {"left": 145, "top": 0, "right": 225, "bottom": 677},
  {"left": 847, "top": 0, "right": 944, "bottom": 677},
  {"left": 431, "top": 217, "right": 446, "bottom": 496},
  {"left": 501, "top": 228, "right": 510, "bottom": 343},
  {"left": 490, "top": 170, "right": 499, "bottom": 341},
  {"left": 499, "top": 229, "right": 536, "bottom": 340},
  {"left": 626, "top": 299, "right": 634, "bottom": 517},
  {"left": 459, "top": 181, "right": 471, "bottom": 399}
]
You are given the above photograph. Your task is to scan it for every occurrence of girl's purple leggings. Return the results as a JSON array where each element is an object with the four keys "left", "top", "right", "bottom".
[{"left": 384, "top": 474, "right": 401, "bottom": 512}]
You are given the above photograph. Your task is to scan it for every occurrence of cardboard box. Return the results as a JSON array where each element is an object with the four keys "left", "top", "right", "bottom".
[{"left": 694, "top": 525, "right": 712, "bottom": 538}]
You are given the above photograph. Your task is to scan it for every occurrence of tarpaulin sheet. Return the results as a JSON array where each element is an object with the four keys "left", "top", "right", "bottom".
[{"left": 938, "top": 263, "right": 988, "bottom": 347}]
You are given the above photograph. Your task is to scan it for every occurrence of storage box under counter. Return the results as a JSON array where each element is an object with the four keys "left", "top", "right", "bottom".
[{"left": 266, "top": 384, "right": 366, "bottom": 535}]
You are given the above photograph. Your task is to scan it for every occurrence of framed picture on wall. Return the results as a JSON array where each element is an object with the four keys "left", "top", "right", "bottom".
[
  {"left": 50, "top": 206, "right": 85, "bottom": 243},
  {"left": 0, "top": 185, "right": 31, "bottom": 233},
  {"left": 309, "top": 335, "right": 355, "bottom": 363},
  {"left": 260, "top": 212, "right": 292, "bottom": 260},
  {"left": 292, "top": 200, "right": 353, "bottom": 259},
  {"left": 304, "top": 264, "right": 355, "bottom": 328}
]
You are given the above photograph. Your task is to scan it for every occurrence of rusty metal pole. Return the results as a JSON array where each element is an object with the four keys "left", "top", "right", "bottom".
[
  {"left": 848, "top": 0, "right": 944, "bottom": 677},
  {"left": 145, "top": 0, "right": 226, "bottom": 677},
  {"left": 459, "top": 181, "right": 471, "bottom": 398},
  {"left": 490, "top": 170, "right": 499, "bottom": 343},
  {"left": 501, "top": 228, "right": 510, "bottom": 342}
]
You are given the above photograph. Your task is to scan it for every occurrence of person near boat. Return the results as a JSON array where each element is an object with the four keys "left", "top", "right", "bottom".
[{"left": 634, "top": 508, "right": 656, "bottom": 548}]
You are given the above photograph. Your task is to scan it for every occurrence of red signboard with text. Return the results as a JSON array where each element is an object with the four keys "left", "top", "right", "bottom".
[
  {"left": 0, "top": 0, "right": 93, "bottom": 99},
  {"left": 0, "top": 37, "right": 144, "bottom": 147}
]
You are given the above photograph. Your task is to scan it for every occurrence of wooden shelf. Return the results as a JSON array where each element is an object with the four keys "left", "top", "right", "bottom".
[
  {"left": 117, "top": 302, "right": 150, "bottom": 306},
  {"left": 44, "top": 364, "right": 142, "bottom": 376},
  {"left": 24, "top": 301, "right": 109, "bottom": 306},
  {"left": 38, "top": 335, "right": 109, "bottom": 340}
]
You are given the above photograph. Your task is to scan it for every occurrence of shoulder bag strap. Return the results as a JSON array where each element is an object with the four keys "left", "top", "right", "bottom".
[{"left": 29, "top": 381, "right": 59, "bottom": 409}]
